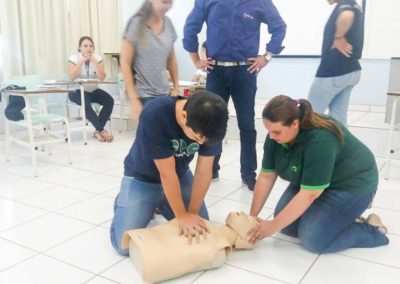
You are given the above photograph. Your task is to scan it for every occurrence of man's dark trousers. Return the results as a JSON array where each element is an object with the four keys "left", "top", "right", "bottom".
[{"left": 206, "top": 65, "right": 257, "bottom": 181}]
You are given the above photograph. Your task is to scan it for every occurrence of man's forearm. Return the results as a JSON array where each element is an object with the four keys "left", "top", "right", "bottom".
[
  {"left": 188, "top": 173, "right": 211, "bottom": 214},
  {"left": 161, "top": 175, "right": 187, "bottom": 218},
  {"left": 188, "top": 156, "right": 213, "bottom": 213}
]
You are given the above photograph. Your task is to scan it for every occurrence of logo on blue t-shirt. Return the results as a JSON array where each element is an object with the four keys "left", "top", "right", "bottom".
[{"left": 171, "top": 139, "right": 199, "bottom": 157}]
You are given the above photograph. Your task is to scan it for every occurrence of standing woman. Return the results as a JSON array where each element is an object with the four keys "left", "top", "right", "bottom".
[
  {"left": 68, "top": 36, "right": 114, "bottom": 142},
  {"left": 121, "top": 0, "right": 179, "bottom": 121},
  {"left": 247, "top": 95, "right": 389, "bottom": 253}
]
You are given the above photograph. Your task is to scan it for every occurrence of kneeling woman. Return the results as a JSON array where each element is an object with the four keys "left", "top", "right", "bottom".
[
  {"left": 68, "top": 36, "right": 114, "bottom": 142},
  {"left": 248, "top": 95, "right": 389, "bottom": 253}
]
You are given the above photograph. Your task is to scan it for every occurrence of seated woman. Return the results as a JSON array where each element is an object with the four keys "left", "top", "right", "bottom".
[
  {"left": 68, "top": 36, "right": 114, "bottom": 142},
  {"left": 247, "top": 95, "right": 389, "bottom": 253}
]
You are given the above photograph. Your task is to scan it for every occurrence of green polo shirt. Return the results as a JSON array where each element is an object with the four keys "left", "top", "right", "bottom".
[{"left": 261, "top": 126, "right": 378, "bottom": 193}]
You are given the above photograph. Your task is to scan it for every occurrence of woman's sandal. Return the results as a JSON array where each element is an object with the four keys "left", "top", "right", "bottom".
[
  {"left": 366, "top": 213, "right": 388, "bottom": 235},
  {"left": 355, "top": 214, "right": 388, "bottom": 234},
  {"left": 93, "top": 131, "right": 106, "bottom": 142},
  {"left": 100, "top": 130, "right": 113, "bottom": 142}
]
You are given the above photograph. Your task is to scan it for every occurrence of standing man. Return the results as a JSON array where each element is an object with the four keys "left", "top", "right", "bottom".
[
  {"left": 308, "top": 0, "right": 364, "bottom": 127},
  {"left": 183, "top": 0, "right": 286, "bottom": 191}
]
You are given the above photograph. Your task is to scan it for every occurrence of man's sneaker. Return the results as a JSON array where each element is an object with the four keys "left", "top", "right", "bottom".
[
  {"left": 242, "top": 177, "right": 256, "bottom": 191},
  {"left": 212, "top": 171, "right": 219, "bottom": 181},
  {"left": 367, "top": 213, "right": 388, "bottom": 234}
]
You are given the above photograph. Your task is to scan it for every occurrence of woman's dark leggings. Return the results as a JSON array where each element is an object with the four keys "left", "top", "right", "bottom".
[{"left": 69, "top": 89, "right": 114, "bottom": 131}]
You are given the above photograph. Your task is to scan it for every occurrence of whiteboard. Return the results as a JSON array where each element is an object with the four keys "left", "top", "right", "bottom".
[
  {"left": 259, "top": 0, "right": 333, "bottom": 56},
  {"left": 264, "top": 0, "right": 400, "bottom": 59},
  {"left": 363, "top": 0, "right": 400, "bottom": 59}
]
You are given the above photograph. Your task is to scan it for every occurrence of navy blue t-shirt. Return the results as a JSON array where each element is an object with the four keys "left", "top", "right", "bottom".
[
  {"left": 316, "top": 0, "right": 364, "bottom": 77},
  {"left": 124, "top": 96, "right": 222, "bottom": 183}
]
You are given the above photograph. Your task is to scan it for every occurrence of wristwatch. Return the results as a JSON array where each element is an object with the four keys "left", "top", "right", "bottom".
[{"left": 264, "top": 53, "right": 273, "bottom": 62}]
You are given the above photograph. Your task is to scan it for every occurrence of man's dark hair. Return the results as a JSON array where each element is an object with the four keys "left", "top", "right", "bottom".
[{"left": 184, "top": 90, "right": 228, "bottom": 144}]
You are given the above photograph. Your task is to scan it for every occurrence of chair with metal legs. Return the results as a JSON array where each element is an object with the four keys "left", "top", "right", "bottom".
[
  {"left": 1, "top": 75, "right": 72, "bottom": 177},
  {"left": 385, "top": 92, "right": 400, "bottom": 179}
]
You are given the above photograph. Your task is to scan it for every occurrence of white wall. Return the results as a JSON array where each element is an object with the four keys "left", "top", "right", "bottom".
[{"left": 121, "top": 0, "right": 391, "bottom": 106}]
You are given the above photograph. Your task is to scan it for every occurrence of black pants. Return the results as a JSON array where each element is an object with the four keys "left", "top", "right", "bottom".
[{"left": 69, "top": 89, "right": 114, "bottom": 131}]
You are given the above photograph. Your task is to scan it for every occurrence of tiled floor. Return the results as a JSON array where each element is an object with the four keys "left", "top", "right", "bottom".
[{"left": 0, "top": 103, "right": 399, "bottom": 284}]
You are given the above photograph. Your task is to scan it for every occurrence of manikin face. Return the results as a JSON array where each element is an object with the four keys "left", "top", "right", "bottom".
[
  {"left": 79, "top": 39, "right": 94, "bottom": 56},
  {"left": 263, "top": 119, "right": 300, "bottom": 145},
  {"left": 149, "top": 0, "right": 173, "bottom": 17}
]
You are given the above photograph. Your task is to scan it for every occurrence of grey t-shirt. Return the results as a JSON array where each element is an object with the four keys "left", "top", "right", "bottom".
[{"left": 124, "top": 15, "right": 177, "bottom": 98}]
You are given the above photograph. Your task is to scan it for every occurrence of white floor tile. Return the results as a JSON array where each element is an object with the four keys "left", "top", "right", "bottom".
[
  {"left": 102, "top": 165, "right": 124, "bottom": 178},
  {"left": 351, "top": 112, "right": 389, "bottom": 130},
  {"left": 0, "top": 254, "right": 93, "bottom": 284},
  {"left": 339, "top": 234, "right": 400, "bottom": 269},
  {"left": 4, "top": 157, "right": 63, "bottom": 178},
  {"left": 0, "top": 178, "right": 56, "bottom": 200},
  {"left": 372, "top": 190, "right": 400, "bottom": 211},
  {"left": 302, "top": 253, "right": 400, "bottom": 284},
  {"left": 348, "top": 105, "right": 371, "bottom": 112},
  {"left": 347, "top": 111, "right": 368, "bottom": 125},
  {"left": 378, "top": 176, "right": 400, "bottom": 193},
  {"left": 205, "top": 195, "right": 222, "bottom": 207},
  {"left": 0, "top": 239, "right": 36, "bottom": 271},
  {"left": 71, "top": 157, "right": 122, "bottom": 173},
  {"left": 218, "top": 165, "right": 242, "bottom": 183},
  {"left": 67, "top": 173, "right": 121, "bottom": 194},
  {"left": 102, "top": 187, "right": 119, "bottom": 198},
  {"left": 0, "top": 198, "right": 47, "bottom": 232},
  {"left": 45, "top": 227, "right": 123, "bottom": 274},
  {"left": 101, "top": 258, "right": 147, "bottom": 284},
  {"left": 57, "top": 195, "right": 114, "bottom": 225},
  {"left": 85, "top": 276, "right": 119, "bottom": 284},
  {"left": 18, "top": 186, "right": 95, "bottom": 211},
  {"left": 2, "top": 213, "right": 93, "bottom": 252},
  {"left": 207, "top": 179, "right": 243, "bottom": 198},
  {"left": 0, "top": 170, "right": 19, "bottom": 184},
  {"left": 38, "top": 166, "right": 93, "bottom": 184},
  {"left": 226, "top": 238, "right": 318, "bottom": 283},
  {"left": 194, "top": 264, "right": 284, "bottom": 284}
]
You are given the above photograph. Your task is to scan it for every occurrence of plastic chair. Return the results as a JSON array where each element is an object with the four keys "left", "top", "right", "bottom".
[{"left": 1, "top": 75, "right": 72, "bottom": 177}]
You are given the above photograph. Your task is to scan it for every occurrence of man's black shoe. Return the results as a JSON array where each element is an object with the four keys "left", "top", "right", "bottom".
[
  {"left": 212, "top": 171, "right": 219, "bottom": 181},
  {"left": 242, "top": 177, "right": 256, "bottom": 191}
]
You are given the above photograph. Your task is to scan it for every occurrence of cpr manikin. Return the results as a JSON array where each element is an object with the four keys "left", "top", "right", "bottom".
[{"left": 121, "top": 212, "right": 259, "bottom": 283}]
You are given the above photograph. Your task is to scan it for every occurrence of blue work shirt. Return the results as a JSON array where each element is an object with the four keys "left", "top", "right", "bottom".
[{"left": 183, "top": 0, "right": 286, "bottom": 61}]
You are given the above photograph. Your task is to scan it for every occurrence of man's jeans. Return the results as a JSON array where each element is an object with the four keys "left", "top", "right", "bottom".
[
  {"left": 308, "top": 70, "right": 361, "bottom": 127},
  {"left": 275, "top": 183, "right": 389, "bottom": 253},
  {"left": 207, "top": 65, "right": 257, "bottom": 180},
  {"left": 110, "top": 170, "right": 209, "bottom": 256}
]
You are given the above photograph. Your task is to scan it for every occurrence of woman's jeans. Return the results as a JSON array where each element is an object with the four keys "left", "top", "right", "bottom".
[
  {"left": 308, "top": 70, "right": 361, "bottom": 127},
  {"left": 275, "top": 183, "right": 389, "bottom": 253},
  {"left": 69, "top": 89, "right": 114, "bottom": 132},
  {"left": 110, "top": 170, "right": 209, "bottom": 256}
]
